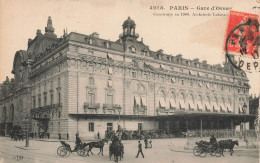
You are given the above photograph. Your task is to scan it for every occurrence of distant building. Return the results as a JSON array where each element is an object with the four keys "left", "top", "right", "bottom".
[
  {"left": 249, "top": 96, "right": 259, "bottom": 129},
  {"left": 0, "top": 16, "right": 254, "bottom": 138}
]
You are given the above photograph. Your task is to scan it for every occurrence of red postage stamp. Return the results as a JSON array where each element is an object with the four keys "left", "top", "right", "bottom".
[{"left": 224, "top": 10, "right": 259, "bottom": 59}]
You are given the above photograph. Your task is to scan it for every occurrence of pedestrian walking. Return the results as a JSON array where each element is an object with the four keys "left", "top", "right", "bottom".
[
  {"left": 97, "top": 131, "right": 100, "bottom": 139},
  {"left": 136, "top": 141, "right": 144, "bottom": 158},
  {"left": 58, "top": 133, "right": 61, "bottom": 140}
]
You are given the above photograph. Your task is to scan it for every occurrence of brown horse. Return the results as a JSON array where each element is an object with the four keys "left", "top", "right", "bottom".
[{"left": 85, "top": 138, "right": 108, "bottom": 156}]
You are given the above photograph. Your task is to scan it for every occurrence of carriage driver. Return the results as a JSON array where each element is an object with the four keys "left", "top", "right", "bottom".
[
  {"left": 72, "top": 133, "right": 82, "bottom": 152},
  {"left": 210, "top": 135, "right": 217, "bottom": 145}
]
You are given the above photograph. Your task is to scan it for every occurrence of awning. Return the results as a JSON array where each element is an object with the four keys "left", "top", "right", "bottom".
[
  {"left": 205, "top": 103, "right": 211, "bottom": 111},
  {"left": 107, "top": 53, "right": 114, "bottom": 60},
  {"left": 169, "top": 99, "right": 176, "bottom": 108},
  {"left": 220, "top": 104, "right": 225, "bottom": 112},
  {"left": 134, "top": 96, "right": 140, "bottom": 106},
  {"left": 160, "top": 64, "right": 165, "bottom": 69},
  {"left": 108, "top": 80, "right": 113, "bottom": 87},
  {"left": 197, "top": 102, "right": 203, "bottom": 110},
  {"left": 214, "top": 84, "right": 218, "bottom": 90},
  {"left": 171, "top": 77, "right": 175, "bottom": 83},
  {"left": 227, "top": 105, "right": 231, "bottom": 112},
  {"left": 213, "top": 104, "right": 219, "bottom": 112},
  {"left": 179, "top": 101, "right": 185, "bottom": 109},
  {"left": 108, "top": 67, "right": 113, "bottom": 74},
  {"left": 197, "top": 72, "right": 202, "bottom": 76},
  {"left": 189, "top": 70, "right": 196, "bottom": 75},
  {"left": 141, "top": 97, "right": 147, "bottom": 106},
  {"left": 206, "top": 83, "right": 210, "bottom": 89},
  {"left": 188, "top": 101, "right": 195, "bottom": 109},
  {"left": 159, "top": 98, "right": 166, "bottom": 107}
]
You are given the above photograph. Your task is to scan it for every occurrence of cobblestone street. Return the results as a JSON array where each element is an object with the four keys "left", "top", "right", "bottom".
[{"left": 0, "top": 137, "right": 258, "bottom": 163}]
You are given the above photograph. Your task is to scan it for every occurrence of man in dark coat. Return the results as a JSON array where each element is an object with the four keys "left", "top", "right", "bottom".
[
  {"left": 72, "top": 133, "right": 81, "bottom": 152},
  {"left": 144, "top": 137, "right": 148, "bottom": 149},
  {"left": 136, "top": 141, "right": 144, "bottom": 158},
  {"left": 210, "top": 135, "right": 217, "bottom": 144}
]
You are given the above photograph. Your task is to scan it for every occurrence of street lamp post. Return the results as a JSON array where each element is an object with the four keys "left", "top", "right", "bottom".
[
  {"left": 117, "top": 106, "right": 122, "bottom": 140},
  {"left": 242, "top": 103, "right": 247, "bottom": 114},
  {"left": 25, "top": 114, "right": 30, "bottom": 147},
  {"left": 242, "top": 103, "right": 247, "bottom": 131}
]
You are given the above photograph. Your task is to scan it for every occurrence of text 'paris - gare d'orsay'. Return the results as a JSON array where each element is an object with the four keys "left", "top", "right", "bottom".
[{"left": 0, "top": 16, "right": 252, "bottom": 139}]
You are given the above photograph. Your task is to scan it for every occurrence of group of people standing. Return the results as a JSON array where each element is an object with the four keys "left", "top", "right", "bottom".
[{"left": 30, "top": 132, "right": 50, "bottom": 139}]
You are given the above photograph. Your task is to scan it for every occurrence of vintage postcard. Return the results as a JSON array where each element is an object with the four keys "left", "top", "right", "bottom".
[{"left": 0, "top": 0, "right": 259, "bottom": 163}]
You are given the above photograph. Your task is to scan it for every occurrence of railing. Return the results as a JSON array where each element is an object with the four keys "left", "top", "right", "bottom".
[
  {"left": 84, "top": 102, "right": 100, "bottom": 109},
  {"left": 103, "top": 104, "right": 121, "bottom": 109},
  {"left": 30, "top": 103, "right": 62, "bottom": 113},
  {"left": 103, "top": 104, "right": 121, "bottom": 114},
  {"left": 84, "top": 102, "right": 100, "bottom": 114}
]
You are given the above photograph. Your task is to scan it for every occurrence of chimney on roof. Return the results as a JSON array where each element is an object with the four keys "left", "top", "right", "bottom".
[
  {"left": 91, "top": 32, "right": 99, "bottom": 38},
  {"left": 36, "top": 29, "right": 42, "bottom": 36}
]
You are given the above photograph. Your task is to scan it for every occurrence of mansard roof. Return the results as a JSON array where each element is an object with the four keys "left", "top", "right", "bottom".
[{"left": 67, "top": 32, "right": 124, "bottom": 52}]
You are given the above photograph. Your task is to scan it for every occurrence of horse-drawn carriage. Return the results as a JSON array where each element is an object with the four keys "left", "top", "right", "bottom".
[
  {"left": 193, "top": 140, "right": 221, "bottom": 157},
  {"left": 193, "top": 139, "right": 239, "bottom": 157},
  {"left": 10, "top": 130, "right": 24, "bottom": 141},
  {"left": 57, "top": 138, "right": 108, "bottom": 157},
  {"left": 57, "top": 140, "right": 87, "bottom": 157}
]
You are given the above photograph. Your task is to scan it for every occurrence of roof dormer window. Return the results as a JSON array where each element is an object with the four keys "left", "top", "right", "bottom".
[
  {"left": 129, "top": 46, "right": 136, "bottom": 53},
  {"left": 105, "top": 41, "right": 110, "bottom": 48},
  {"left": 86, "top": 37, "right": 93, "bottom": 44}
]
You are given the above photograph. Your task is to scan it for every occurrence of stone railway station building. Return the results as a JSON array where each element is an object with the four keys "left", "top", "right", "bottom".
[{"left": 0, "top": 16, "right": 254, "bottom": 139}]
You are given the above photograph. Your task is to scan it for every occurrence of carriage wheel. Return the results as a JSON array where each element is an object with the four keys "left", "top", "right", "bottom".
[
  {"left": 82, "top": 149, "right": 89, "bottom": 157},
  {"left": 207, "top": 148, "right": 215, "bottom": 156},
  {"left": 199, "top": 148, "right": 207, "bottom": 157},
  {"left": 215, "top": 149, "right": 222, "bottom": 157},
  {"left": 77, "top": 149, "right": 85, "bottom": 156},
  {"left": 193, "top": 146, "right": 201, "bottom": 156},
  {"left": 57, "top": 146, "right": 69, "bottom": 157}
]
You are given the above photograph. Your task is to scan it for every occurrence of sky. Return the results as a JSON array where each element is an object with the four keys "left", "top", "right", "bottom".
[{"left": 0, "top": 0, "right": 259, "bottom": 95}]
